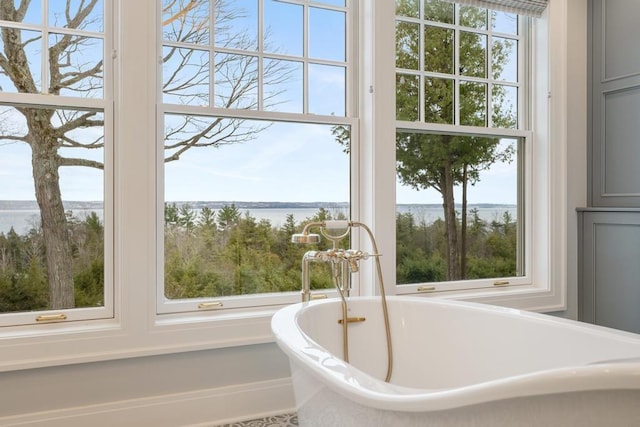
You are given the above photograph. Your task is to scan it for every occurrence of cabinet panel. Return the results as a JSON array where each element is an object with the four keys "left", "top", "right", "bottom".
[
  {"left": 602, "top": 87, "right": 640, "bottom": 195},
  {"left": 603, "top": 0, "right": 640, "bottom": 80},
  {"left": 580, "top": 211, "right": 640, "bottom": 333},
  {"left": 590, "top": 0, "right": 640, "bottom": 206}
]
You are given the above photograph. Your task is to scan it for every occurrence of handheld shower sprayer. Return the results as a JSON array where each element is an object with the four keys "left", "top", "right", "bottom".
[
  {"left": 291, "top": 219, "right": 393, "bottom": 382},
  {"left": 291, "top": 220, "right": 350, "bottom": 248}
]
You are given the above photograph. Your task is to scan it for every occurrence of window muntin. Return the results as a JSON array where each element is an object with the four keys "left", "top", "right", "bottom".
[
  {"left": 0, "top": 0, "right": 570, "bottom": 369},
  {"left": 396, "top": 0, "right": 521, "bottom": 127},
  {"left": 161, "top": 0, "right": 349, "bottom": 115},
  {"left": 395, "top": 0, "right": 527, "bottom": 292},
  {"left": 0, "top": 1, "right": 112, "bottom": 326},
  {"left": 158, "top": 0, "right": 353, "bottom": 313}
]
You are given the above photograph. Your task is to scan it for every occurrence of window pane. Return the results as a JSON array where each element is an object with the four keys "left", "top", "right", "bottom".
[
  {"left": 396, "top": 0, "right": 419, "bottom": 19},
  {"left": 423, "top": 0, "right": 453, "bottom": 24},
  {"left": 0, "top": 107, "right": 105, "bottom": 313},
  {"left": 2, "top": 0, "right": 41, "bottom": 24},
  {"left": 492, "top": 11, "right": 518, "bottom": 35},
  {"left": 396, "top": 20, "right": 419, "bottom": 70},
  {"left": 309, "top": 7, "right": 345, "bottom": 62},
  {"left": 214, "top": 0, "right": 257, "bottom": 51},
  {"left": 263, "top": 59, "right": 303, "bottom": 114},
  {"left": 163, "top": 46, "right": 209, "bottom": 106},
  {"left": 163, "top": 115, "right": 350, "bottom": 298},
  {"left": 424, "top": 77, "right": 453, "bottom": 124},
  {"left": 460, "top": 81, "right": 487, "bottom": 126},
  {"left": 396, "top": 132, "right": 520, "bottom": 285},
  {"left": 160, "top": 0, "right": 352, "bottom": 308},
  {"left": 460, "top": 31, "right": 487, "bottom": 78},
  {"left": 308, "top": 63, "right": 345, "bottom": 116},
  {"left": 459, "top": 5, "right": 487, "bottom": 30},
  {"left": 49, "top": 0, "right": 104, "bottom": 32},
  {"left": 263, "top": 0, "right": 303, "bottom": 56},
  {"left": 492, "top": 84, "right": 517, "bottom": 129},
  {"left": 397, "top": 3, "right": 521, "bottom": 130},
  {"left": 396, "top": 73, "right": 419, "bottom": 121},
  {"left": 0, "top": 29, "right": 42, "bottom": 93},
  {"left": 424, "top": 25, "right": 454, "bottom": 74},
  {"left": 214, "top": 53, "right": 258, "bottom": 109},
  {"left": 49, "top": 33, "right": 104, "bottom": 98},
  {"left": 163, "top": 0, "right": 210, "bottom": 45},
  {"left": 492, "top": 37, "right": 518, "bottom": 82}
]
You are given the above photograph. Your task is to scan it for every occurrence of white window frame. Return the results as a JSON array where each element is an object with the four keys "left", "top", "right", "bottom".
[
  {"left": 156, "top": 0, "right": 358, "bottom": 314},
  {"left": 0, "top": 0, "right": 574, "bottom": 372},
  {"left": 392, "top": 3, "right": 531, "bottom": 294},
  {"left": 366, "top": 0, "right": 566, "bottom": 313},
  {"left": 0, "top": 2, "right": 115, "bottom": 328}
]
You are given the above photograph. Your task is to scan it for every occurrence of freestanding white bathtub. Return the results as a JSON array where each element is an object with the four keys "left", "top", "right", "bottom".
[{"left": 271, "top": 296, "right": 640, "bottom": 426}]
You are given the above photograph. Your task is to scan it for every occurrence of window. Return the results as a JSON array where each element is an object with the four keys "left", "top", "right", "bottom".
[
  {"left": 0, "top": 0, "right": 571, "bottom": 369},
  {"left": 393, "top": 0, "right": 531, "bottom": 294},
  {"left": 0, "top": 1, "right": 112, "bottom": 326},
  {"left": 158, "top": 0, "right": 355, "bottom": 313}
]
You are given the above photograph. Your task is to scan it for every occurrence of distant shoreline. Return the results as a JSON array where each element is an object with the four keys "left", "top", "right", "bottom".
[
  {"left": 0, "top": 200, "right": 516, "bottom": 210},
  {"left": 0, "top": 202, "right": 518, "bottom": 235}
]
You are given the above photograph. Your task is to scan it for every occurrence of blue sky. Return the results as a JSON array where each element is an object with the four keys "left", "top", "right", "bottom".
[{"left": 0, "top": 0, "right": 517, "bottom": 206}]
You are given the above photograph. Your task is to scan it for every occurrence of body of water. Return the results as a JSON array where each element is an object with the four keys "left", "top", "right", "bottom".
[{"left": 0, "top": 205, "right": 516, "bottom": 235}]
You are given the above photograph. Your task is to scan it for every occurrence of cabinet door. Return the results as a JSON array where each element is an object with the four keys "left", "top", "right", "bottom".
[
  {"left": 590, "top": 0, "right": 640, "bottom": 207},
  {"left": 581, "top": 212, "right": 640, "bottom": 333}
]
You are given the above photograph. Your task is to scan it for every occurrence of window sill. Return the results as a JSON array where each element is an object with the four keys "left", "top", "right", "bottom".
[
  {"left": 0, "top": 309, "right": 278, "bottom": 373},
  {"left": 398, "top": 284, "right": 566, "bottom": 313},
  {"left": 0, "top": 281, "right": 565, "bottom": 373}
]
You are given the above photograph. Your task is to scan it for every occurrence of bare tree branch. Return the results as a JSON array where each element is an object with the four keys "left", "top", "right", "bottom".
[
  {"left": 65, "top": 0, "right": 99, "bottom": 30},
  {"left": 164, "top": 116, "right": 259, "bottom": 162},
  {"left": 0, "top": 134, "right": 28, "bottom": 143},
  {"left": 58, "top": 156, "right": 104, "bottom": 169},
  {"left": 60, "top": 135, "right": 103, "bottom": 149},
  {"left": 54, "top": 111, "right": 102, "bottom": 136},
  {"left": 163, "top": 0, "right": 198, "bottom": 27}
]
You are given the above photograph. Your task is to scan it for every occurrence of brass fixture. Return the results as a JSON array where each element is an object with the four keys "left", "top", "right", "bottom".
[
  {"left": 292, "top": 220, "right": 393, "bottom": 383},
  {"left": 198, "top": 301, "right": 224, "bottom": 309},
  {"left": 35, "top": 313, "right": 67, "bottom": 322},
  {"left": 338, "top": 316, "right": 366, "bottom": 324}
]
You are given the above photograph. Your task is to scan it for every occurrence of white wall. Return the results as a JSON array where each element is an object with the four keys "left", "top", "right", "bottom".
[
  {"left": 0, "top": 343, "right": 294, "bottom": 426},
  {"left": 557, "top": 0, "right": 588, "bottom": 320}
]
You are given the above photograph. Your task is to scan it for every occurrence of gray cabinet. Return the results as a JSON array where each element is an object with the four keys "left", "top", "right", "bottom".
[
  {"left": 589, "top": 0, "right": 640, "bottom": 207},
  {"left": 581, "top": 1, "right": 640, "bottom": 332},
  {"left": 579, "top": 209, "right": 640, "bottom": 334}
]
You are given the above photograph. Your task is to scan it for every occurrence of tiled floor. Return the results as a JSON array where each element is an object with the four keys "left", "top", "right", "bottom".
[{"left": 216, "top": 413, "right": 298, "bottom": 427}]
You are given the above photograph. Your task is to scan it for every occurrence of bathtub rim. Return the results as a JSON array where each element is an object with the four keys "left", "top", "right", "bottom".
[{"left": 271, "top": 296, "right": 640, "bottom": 412}]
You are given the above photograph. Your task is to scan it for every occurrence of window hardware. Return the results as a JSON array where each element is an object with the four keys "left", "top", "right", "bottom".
[
  {"left": 35, "top": 314, "right": 67, "bottom": 322},
  {"left": 197, "top": 301, "right": 224, "bottom": 309}
]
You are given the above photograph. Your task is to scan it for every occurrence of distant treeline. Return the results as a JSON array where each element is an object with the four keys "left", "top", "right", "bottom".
[{"left": 0, "top": 204, "right": 517, "bottom": 313}]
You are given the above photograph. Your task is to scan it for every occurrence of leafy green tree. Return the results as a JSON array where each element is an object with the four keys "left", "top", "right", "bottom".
[
  {"left": 395, "top": 0, "right": 516, "bottom": 280},
  {"left": 165, "top": 203, "right": 180, "bottom": 226},
  {"left": 217, "top": 204, "right": 241, "bottom": 230},
  {"left": 178, "top": 204, "right": 197, "bottom": 230},
  {"left": 198, "top": 207, "right": 217, "bottom": 228}
]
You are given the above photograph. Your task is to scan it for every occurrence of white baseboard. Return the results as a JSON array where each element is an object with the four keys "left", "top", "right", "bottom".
[{"left": 0, "top": 378, "right": 295, "bottom": 427}]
